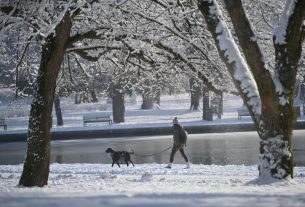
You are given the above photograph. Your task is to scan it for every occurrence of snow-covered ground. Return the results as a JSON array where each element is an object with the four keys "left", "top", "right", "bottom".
[
  {"left": 1, "top": 164, "right": 305, "bottom": 207},
  {"left": 0, "top": 93, "right": 253, "bottom": 132},
  {"left": 1, "top": 93, "right": 305, "bottom": 207},
  {"left": 1, "top": 93, "right": 304, "bottom": 133}
]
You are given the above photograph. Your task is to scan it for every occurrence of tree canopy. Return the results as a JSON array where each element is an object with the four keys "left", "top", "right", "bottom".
[{"left": 1, "top": 0, "right": 305, "bottom": 186}]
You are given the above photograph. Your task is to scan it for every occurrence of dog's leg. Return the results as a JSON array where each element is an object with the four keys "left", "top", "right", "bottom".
[
  {"left": 126, "top": 158, "right": 134, "bottom": 167},
  {"left": 125, "top": 158, "right": 129, "bottom": 167},
  {"left": 112, "top": 161, "right": 115, "bottom": 167},
  {"left": 116, "top": 161, "right": 120, "bottom": 168}
]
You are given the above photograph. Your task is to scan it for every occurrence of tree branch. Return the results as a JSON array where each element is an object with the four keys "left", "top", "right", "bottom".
[
  {"left": 198, "top": 0, "right": 261, "bottom": 124},
  {"left": 155, "top": 41, "right": 226, "bottom": 95},
  {"left": 224, "top": 0, "right": 275, "bottom": 95},
  {"left": 273, "top": 0, "right": 305, "bottom": 92}
]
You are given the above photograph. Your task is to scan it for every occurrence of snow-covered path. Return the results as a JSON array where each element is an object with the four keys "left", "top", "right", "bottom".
[{"left": 1, "top": 163, "right": 305, "bottom": 207}]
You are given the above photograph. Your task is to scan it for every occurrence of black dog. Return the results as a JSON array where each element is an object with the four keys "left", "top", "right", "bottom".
[{"left": 105, "top": 148, "right": 135, "bottom": 167}]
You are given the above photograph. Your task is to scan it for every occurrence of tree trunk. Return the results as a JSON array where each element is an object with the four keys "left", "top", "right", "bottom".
[
  {"left": 54, "top": 95, "right": 64, "bottom": 126},
  {"left": 258, "top": 103, "right": 295, "bottom": 179},
  {"left": 74, "top": 93, "right": 80, "bottom": 104},
  {"left": 301, "top": 82, "right": 305, "bottom": 100},
  {"left": 189, "top": 77, "right": 201, "bottom": 110},
  {"left": 198, "top": 0, "right": 305, "bottom": 179},
  {"left": 154, "top": 89, "right": 161, "bottom": 106},
  {"left": 216, "top": 93, "right": 223, "bottom": 119},
  {"left": 202, "top": 87, "right": 212, "bottom": 121},
  {"left": 19, "top": 13, "right": 72, "bottom": 187},
  {"left": 141, "top": 94, "right": 154, "bottom": 109},
  {"left": 90, "top": 89, "right": 98, "bottom": 103},
  {"left": 112, "top": 83, "right": 125, "bottom": 123}
]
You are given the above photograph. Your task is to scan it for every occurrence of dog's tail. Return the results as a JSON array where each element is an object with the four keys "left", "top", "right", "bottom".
[{"left": 129, "top": 149, "right": 134, "bottom": 154}]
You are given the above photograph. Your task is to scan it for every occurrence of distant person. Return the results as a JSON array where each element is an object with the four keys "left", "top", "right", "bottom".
[{"left": 166, "top": 117, "right": 190, "bottom": 169}]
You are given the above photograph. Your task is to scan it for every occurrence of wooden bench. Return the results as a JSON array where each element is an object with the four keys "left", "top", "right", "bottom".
[
  {"left": 0, "top": 118, "right": 7, "bottom": 130},
  {"left": 237, "top": 107, "right": 250, "bottom": 120},
  {"left": 83, "top": 115, "right": 112, "bottom": 126}
]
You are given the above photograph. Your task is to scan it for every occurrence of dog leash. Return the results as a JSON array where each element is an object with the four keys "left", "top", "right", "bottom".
[{"left": 134, "top": 146, "right": 172, "bottom": 157}]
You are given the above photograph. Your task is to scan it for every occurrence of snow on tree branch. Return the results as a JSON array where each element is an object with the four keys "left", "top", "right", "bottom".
[
  {"left": 273, "top": 0, "right": 305, "bottom": 106},
  {"left": 198, "top": 0, "right": 261, "bottom": 117},
  {"left": 273, "top": 0, "right": 297, "bottom": 44}
]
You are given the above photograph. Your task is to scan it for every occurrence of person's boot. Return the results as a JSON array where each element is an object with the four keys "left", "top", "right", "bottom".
[
  {"left": 185, "top": 162, "right": 190, "bottom": 169},
  {"left": 165, "top": 163, "right": 172, "bottom": 169}
]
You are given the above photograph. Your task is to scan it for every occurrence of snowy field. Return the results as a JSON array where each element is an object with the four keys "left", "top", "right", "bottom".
[{"left": 1, "top": 164, "right": 305, "bottom": 207}]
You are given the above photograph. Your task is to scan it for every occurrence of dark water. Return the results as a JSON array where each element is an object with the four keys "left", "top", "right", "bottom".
[{"left": 0, "top": 130, "right": 304, "bottom": 166}]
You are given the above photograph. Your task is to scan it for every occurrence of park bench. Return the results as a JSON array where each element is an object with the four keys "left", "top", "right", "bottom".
[
  {"left": 83, "top": 115, "right": 113, "bottom": 126},
  {"left": 237, "top": 106, "right": 250, "bottom": 120},
  {"left": 0, "top": 118, "right": 7, "bottom": 130}
]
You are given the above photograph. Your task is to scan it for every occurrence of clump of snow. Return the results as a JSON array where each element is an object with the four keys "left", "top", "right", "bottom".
[
  {"left": 8, "top": 174, "right": 15, "bottom": 179},
  {"left": 247, "top": 173, "right": 297, "bottom": 186},
  {"left": 272, "top": 77, "right": 290, "bottom": 105},
  {"left": 140, "top": 172, "right": 153, "bottom": 182},
  {"left": 55, "top": 174, "right": 73, "bottom": 180},
  {"left": 100, "top": 172, "right": 117, "bottom": 179}
]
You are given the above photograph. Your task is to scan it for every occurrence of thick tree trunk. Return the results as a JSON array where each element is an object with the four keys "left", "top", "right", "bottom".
[
  {"left": 54, "top": 95, "right": 64, "bottom": 126},
  {"left": 258, "top": 103, "right": 295, "bottom": 179},
  {"left": 141, "top": 94, "right": 154, "bottom": 109},
  {"left": 74, "top": 93, "right": 80, "bottom": 104},
  {"left": 202, "top": 87, "right": 212, "bottom": 121},
  {"left": 90, "top": 89, "right": 98, "bottom": 103},
  {"left": 190, "top": 92, "right": 200, "bottom": 110},
  {"left": 112, "top": 83, "right": 125, "bottom": 123},
  {"left": 198, "top": 0, "right": 305, "bottom": 179},
  {"left": 189, "top": 77, "right": 201, "bottom": 110},
  {"left": 19, "top": 13, "right": 72, "bottom": 187}
]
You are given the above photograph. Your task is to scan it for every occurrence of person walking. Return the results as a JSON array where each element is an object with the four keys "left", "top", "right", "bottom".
[{"left": 166, "top": 117, "right": 190, "bottom": 169}]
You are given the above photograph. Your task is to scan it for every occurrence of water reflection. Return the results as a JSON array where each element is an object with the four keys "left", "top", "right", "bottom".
[{"left": 0, "top": 131, "right": 304, "bottom": 166}]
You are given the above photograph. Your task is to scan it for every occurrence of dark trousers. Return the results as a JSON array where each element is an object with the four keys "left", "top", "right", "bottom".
[{"left": 169, "top": 144, "right": 188, "bottom": 163}]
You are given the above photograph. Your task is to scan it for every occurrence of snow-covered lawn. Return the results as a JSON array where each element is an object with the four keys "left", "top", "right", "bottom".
[{"left": 1, "top": 163, "right": 305, "bottom": 207}]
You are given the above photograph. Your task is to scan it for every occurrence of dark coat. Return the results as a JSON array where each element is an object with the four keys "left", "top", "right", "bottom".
[{"left": 173, "top": 124, "right": 187, "bottom": 145}]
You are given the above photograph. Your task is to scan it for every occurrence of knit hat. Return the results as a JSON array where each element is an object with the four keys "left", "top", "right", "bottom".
[{"left": 173, "top": 117, "right": 178, "bottom": 125}]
